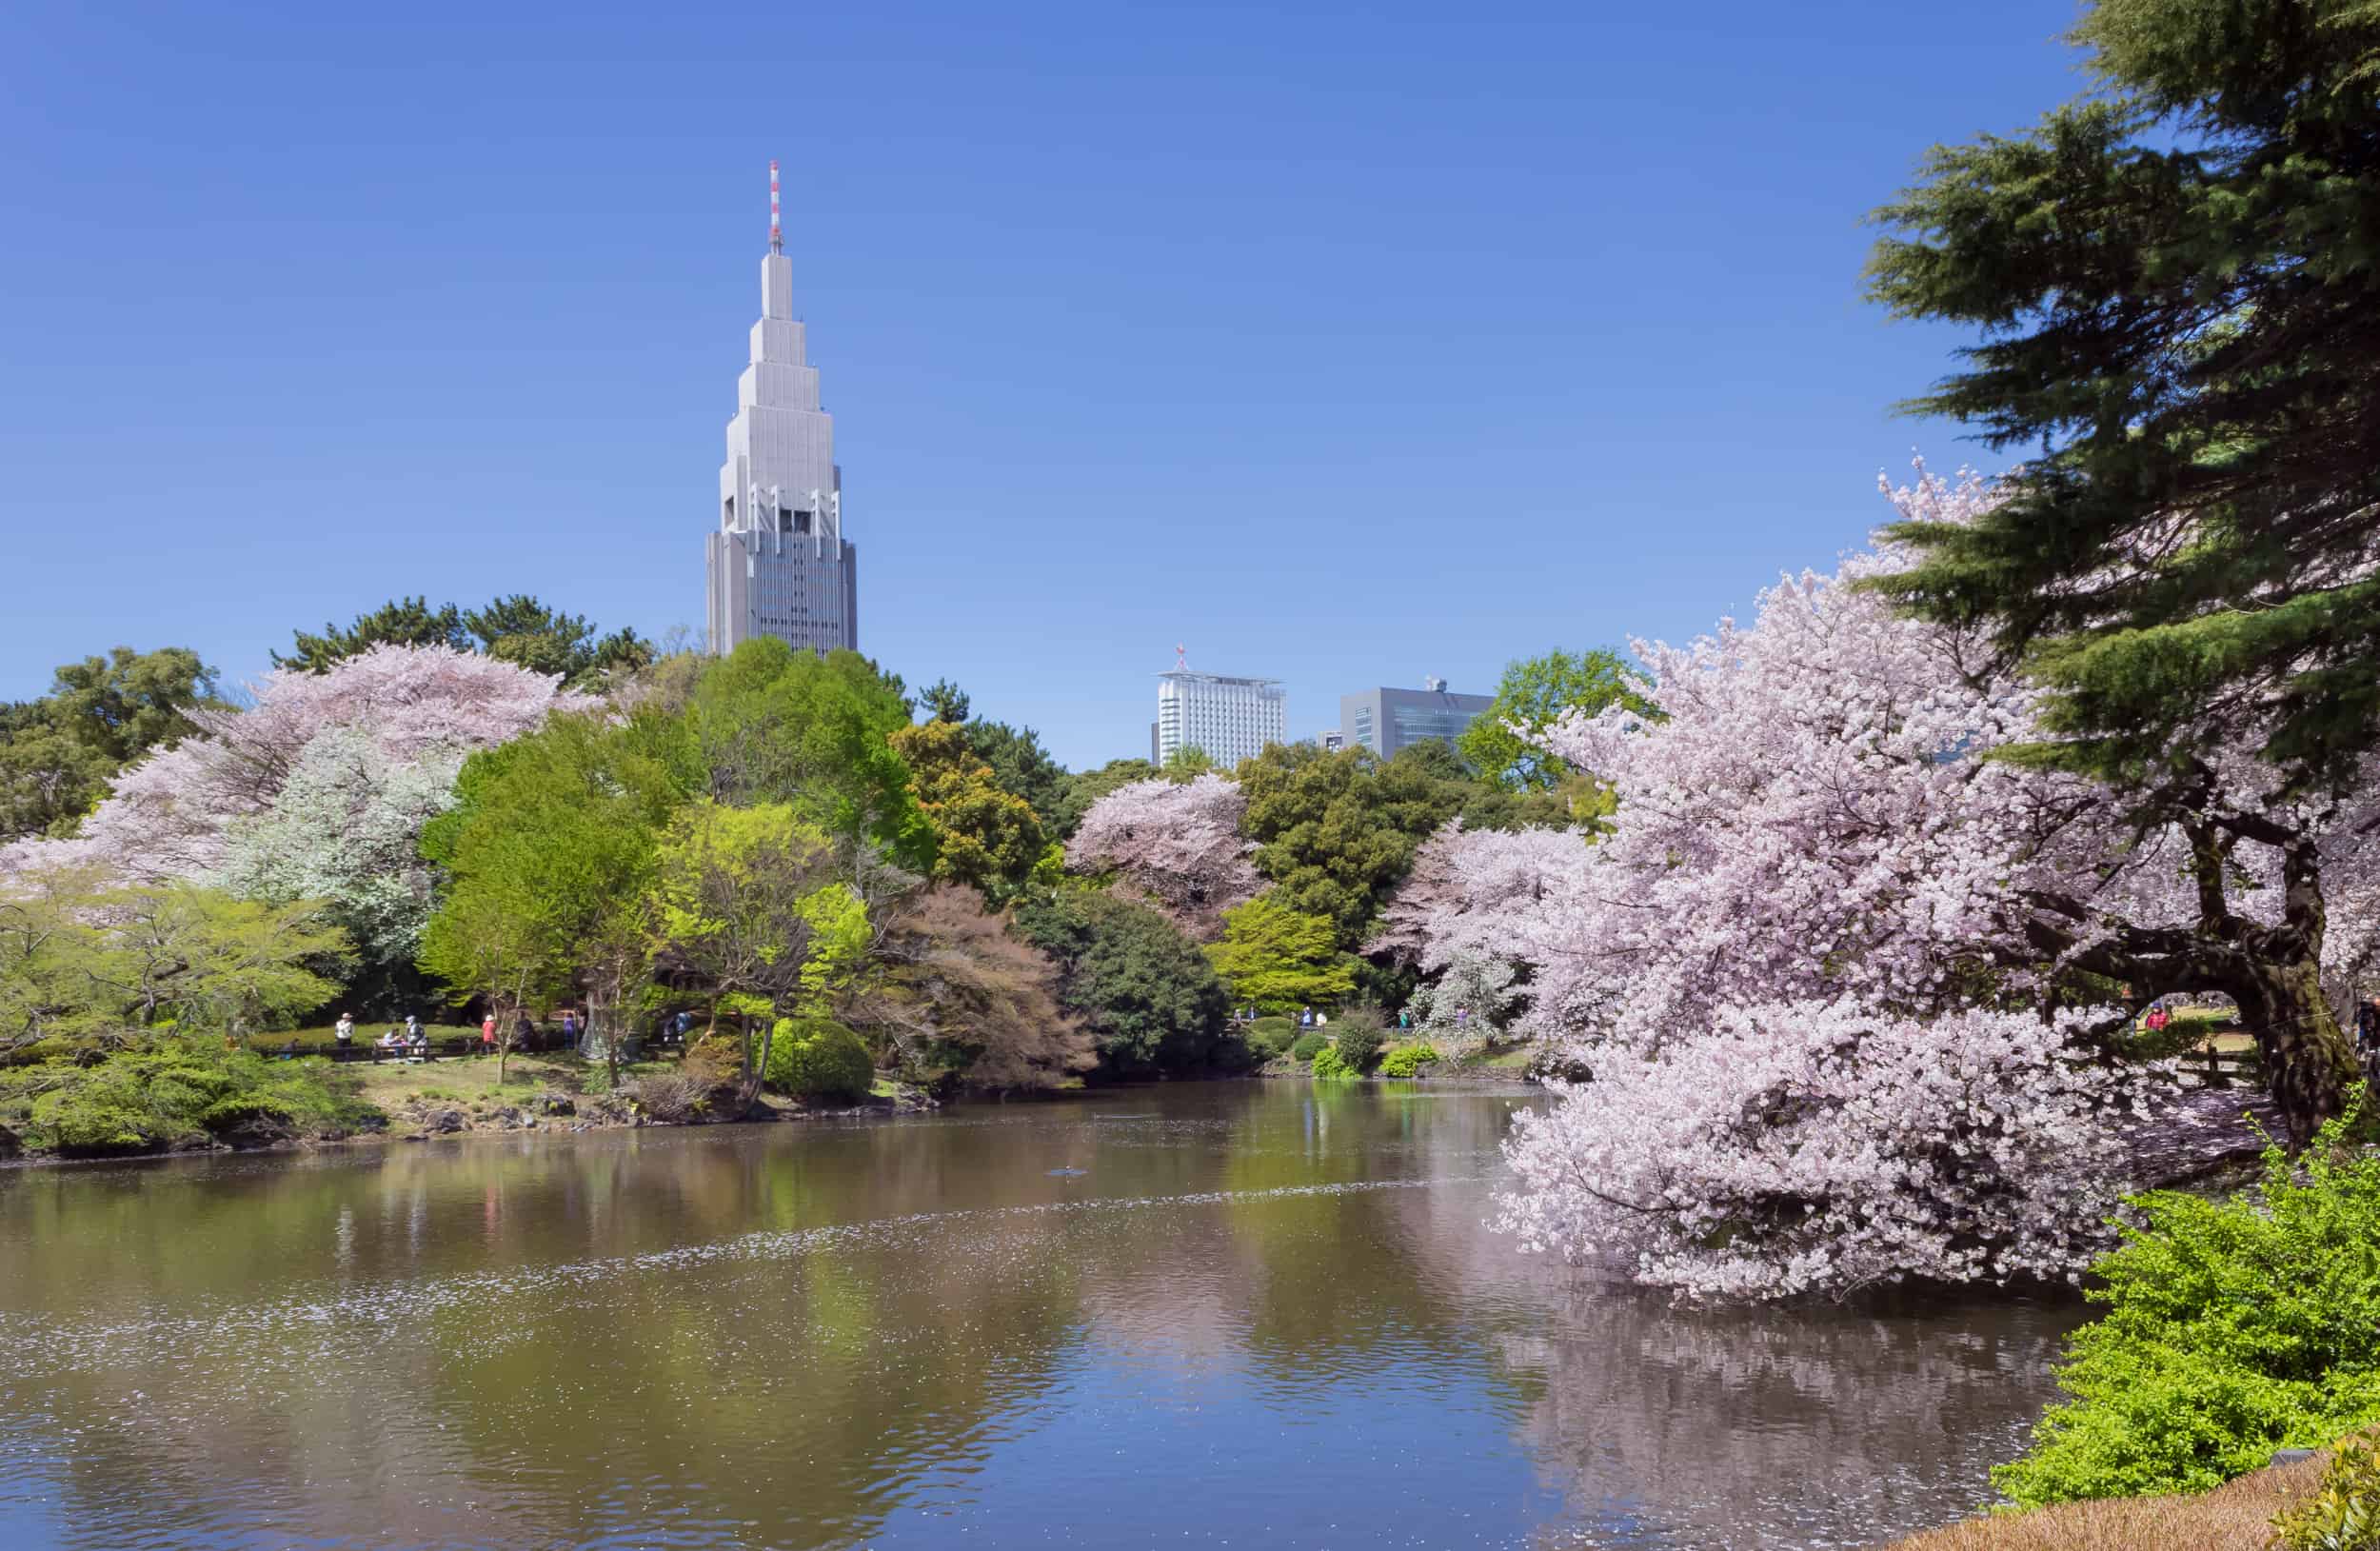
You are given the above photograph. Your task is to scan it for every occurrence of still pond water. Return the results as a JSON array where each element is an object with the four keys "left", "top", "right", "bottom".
[{"left": 0, "top": 1082, "right": 2079, "bottom": 1550}]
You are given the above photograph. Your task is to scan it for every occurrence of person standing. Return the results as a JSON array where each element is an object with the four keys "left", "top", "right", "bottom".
[
  {"left": 562, "top": 1008, "right": 579, "bottom": 1049},
  {"left": 481, "top": 1011, "right": 497, "bottom": 1051},
  {"left": 334, "top": 1013, "right": 354, "bottom": 1053}
]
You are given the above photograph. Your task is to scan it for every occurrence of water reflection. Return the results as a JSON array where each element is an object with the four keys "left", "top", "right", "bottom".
[{"left": 0, "top": 1084, "right": 2075, "bottom": 1549}]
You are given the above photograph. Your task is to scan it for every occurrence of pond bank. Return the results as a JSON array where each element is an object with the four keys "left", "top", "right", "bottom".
[{"left": 1879, "top": 1451, "right": 2327, "bottom": 1550}]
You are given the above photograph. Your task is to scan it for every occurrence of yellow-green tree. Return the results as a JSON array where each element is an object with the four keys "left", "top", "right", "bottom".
[
  {"left": 887, "top": 720, "right": 1047, "bottom": 899},
  {"left": 1203, "top": 894, "right": 1357, "bottom": 1014}
]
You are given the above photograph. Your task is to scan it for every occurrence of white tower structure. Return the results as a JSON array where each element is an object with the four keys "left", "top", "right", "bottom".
[
  {"left": 1156, "top": 648, "right": 1286, "bottom": 768},
  {"left": 706, "top": 161, "right": 859, "bottom": 657}
]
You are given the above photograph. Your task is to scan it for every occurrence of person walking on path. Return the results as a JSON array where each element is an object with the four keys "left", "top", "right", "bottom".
[
  {"left": 334, "top": 1014, "right": 353, "bottom": 1053},
  {"left": 481, "top": 1012, "right": 497, "bottom": 1052},
  {"left": 561, "top": 1008, "right": 580, "bottom": 1051}
]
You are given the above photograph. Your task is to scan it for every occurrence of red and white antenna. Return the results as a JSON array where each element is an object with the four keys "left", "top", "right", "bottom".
[
  {"left": 1173, "top": 643, "right": 1187, "bottom": 670},
  {"left": 768, "top": 160, "right": 783, "bottom": 253}
]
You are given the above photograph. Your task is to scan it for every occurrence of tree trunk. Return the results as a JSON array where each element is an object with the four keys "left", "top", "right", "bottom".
[{"left": 2232, "top": 958, "right": 2358, "bottom": 1148}]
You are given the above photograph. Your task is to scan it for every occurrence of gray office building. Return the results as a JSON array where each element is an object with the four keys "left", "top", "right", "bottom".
[
  {"left": 705, "top": 180, "right": 859, "bottom": 657},
  {"left": 1340, "top": 677, "right": 1495, "bottom": 759}
]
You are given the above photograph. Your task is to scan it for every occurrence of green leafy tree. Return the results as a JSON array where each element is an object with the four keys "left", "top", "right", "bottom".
[
  {"left": 0, "top": 859, "right": 115, "bottom": 1053},
  {"left": 93, "top": 885, "right": 351, "bottom": 1035},
  {"left": 962, "top": 720, "right": 1071, "bottom": 835},
  {"left": 1456, "top": 647, "right": 1653, "bottom": 793},
  {"left": 646, "top": 801, "right": 857, "bottom": 1098},
  {"left": 888, "top": 720, "right": 1047, "bottom": 898},
  {"left": 1204, "top": 894, "right": 1359, "bottom": 1013},
  {"left": 917, "top": 679, "right": 971, "bottom": 725},
  {"left": 1161, "top": 746, "right": 1218, "bottom": 780},
  {"left": 0, "top": 646, "right": 223, "bottom": 842},
  {"left": 277, "top": 594, "right": 650, "bottom": 689},
  {"left": 418, "top": 710, "right": 691, "bottom": 1081},
  {"left": 276, "top": 597, "right": 469, "bottom": 669},
  {"left": 1011, "top": 886, "right": 1231, "bottom": 1072},
  {"left": 688, "top": 639, "right": 933, "bottom": 868},
  {"left": 1865, "top": 0, "right": 2380, "bottom": 790},
  {"left": 1235, "top": 744, "right": 1462, "bottom": 945}
]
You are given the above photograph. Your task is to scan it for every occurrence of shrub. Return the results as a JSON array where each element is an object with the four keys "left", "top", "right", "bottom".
[
  {"left": 764, "top": 1017, "right": 874, "bottom": 1104},
  {"left": 2, "top": 1040, "right": 376, "bottom": 1157},
  {"left": 1331, "top": 1020, "right": 1386, "bottom": 1076},
  {"left": 1246, "top": 1017, "right": 1298, "bottom": 1059},
  {"left": 1288, "top": 1031, "right": 1327, "bottom": 1064},
  {"left": 1994, "top": 1112, "right": 2380, "bottom": 1507},
  {"left": 622, "top": 1071, "right": 715, "bottom": 1123},
  {"left": 1378, "top": 1044, "right": 1441, "bottom": 1078},
  {"left": 2272, "top": 1433, "right": 2380, "bottom": 1551},
  {"left": 1309, "top": 1044, "right": 1354, "bottom": 1080}
]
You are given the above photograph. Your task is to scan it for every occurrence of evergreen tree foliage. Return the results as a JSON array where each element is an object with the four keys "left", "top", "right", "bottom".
[
  {"left": 277, "top": 594, "right": 651, "bottom": 690},
  {"left": 1866, "top": 0, "right": 2380, "bottom": 787},
  {"left": 1011, "top": 886, "right": 1231, "bottom": 1072},
  {"left": 0, "top": 646, "right": 222, "bottom": 842},
  {"left": 1235, "top": 743, "right": 1462, "bottom": 945}
]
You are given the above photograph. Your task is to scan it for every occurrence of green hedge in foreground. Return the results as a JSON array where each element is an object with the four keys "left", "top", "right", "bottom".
[
  {"left": 1995, "top": 1109, "right": 2380, "bottom": 1507},
  {"left": 0, "top": 1040, "right": 382, "bottom": 1157}
]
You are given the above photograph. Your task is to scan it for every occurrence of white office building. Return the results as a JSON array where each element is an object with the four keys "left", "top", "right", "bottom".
[
  {"left": 1156, "top": 670, "right": 1286, "bottom": 768},
  {"left": 705, "top": 193, "right": 858, "bottom": 656}
]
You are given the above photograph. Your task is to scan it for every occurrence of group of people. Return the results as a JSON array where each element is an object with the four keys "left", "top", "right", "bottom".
[{"left": 330, "top": 1013, "right": 431, "bottom": 1062}]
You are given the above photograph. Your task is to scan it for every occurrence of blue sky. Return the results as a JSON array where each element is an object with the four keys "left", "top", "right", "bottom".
[{"left": 0, "top": 0, "right": 2086, "bottom": 769}]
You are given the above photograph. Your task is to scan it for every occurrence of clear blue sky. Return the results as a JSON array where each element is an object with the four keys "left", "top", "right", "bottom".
[{"left": 0, "top": 0, "right": 2084, "bottom": 769}]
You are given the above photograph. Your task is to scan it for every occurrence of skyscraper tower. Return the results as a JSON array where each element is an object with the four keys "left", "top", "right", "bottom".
[{"left": 705, "top": 161, "right": 859, "bottom": 656}]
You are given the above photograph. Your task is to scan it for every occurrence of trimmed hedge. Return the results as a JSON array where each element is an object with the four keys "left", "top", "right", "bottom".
[{"left": 764, "top": 1017, "right": 874, "bottom": 1104}]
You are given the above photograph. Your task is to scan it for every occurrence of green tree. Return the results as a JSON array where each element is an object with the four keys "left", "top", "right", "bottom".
[
  {"left": 887, "top": 720, "right": 1048, "bottom": 898},
  {"left": 688, "top": 639, "right": 933, "bottom": 868},
  {"left": 1161, "top": 746, "right": 1219, "bottom": 780},
  {"left": 0, "top": 646, "right": 223, "bottom": 842},
  {"left": 646, "top": 801, "right": 857, "bottom": 1098},
  {"left": 277, "top": 596, "right": 468, "bottom": 670},
  {"left": 962, "top": 720, "right": 1072, "bottom": 835},
  {"left": 1866, "top": 0, "right": 2380, "bottom": 790},
  {"left": 1011, "top": 887, "right": 1231, "bottom": 1072},
  {"left": 1204, "top": 894, "right": 1359, "bottom": 1013},
  {"left": 276, "top": 594, "right": 650, "bottom": 689},
  {"left": 94, "top": 885, "right": 351, "bottom": 1035},
  {"left": 1864, "top": 0, "right": 2380, "bottom": 1140},
  {"left": 0, "top": 859, "right": 114, "bottom": 1053},
  {"left": 917, "top": 679, "right": 971, "bottom": 724},
  {"left": 1456, "top": 648, "right": 1653, "bottom": 793},
  {"left": 1235, "top": 744, "right": 1461, "bottom": 945},
  {"left": 419, "top": 710, "right": 692, "bottom": 1082}
]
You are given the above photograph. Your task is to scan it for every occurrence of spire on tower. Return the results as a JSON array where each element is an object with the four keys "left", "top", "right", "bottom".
[{"left": 769, "top": 160, "right": 783, "bottom": 253}]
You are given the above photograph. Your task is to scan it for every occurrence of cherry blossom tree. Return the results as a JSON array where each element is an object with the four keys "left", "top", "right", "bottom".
[
  {"left": 1063, "top": 773, "right": 1261, "bottom": 939},
  {"left": 1490, "top": 465, "right": 2379, "bottom": 1298},
  {"left": 1496, "top": 1000, "right": 2155, "bottom": 1302},
  {"left": 6, "top": 646, "right": 581, "bottom": 885}
]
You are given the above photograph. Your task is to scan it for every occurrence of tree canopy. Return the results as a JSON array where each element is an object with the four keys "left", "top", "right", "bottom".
[
  {"left": 1865, "top": 0, "right": 2380, "bottom": 789},
  {"left": 0, "top": 647, "right": 222, "bottom": 843},
  {"left": 277, "top": 594, "right": 652, "bottom": 690},
  {"left": 1456, "top": 648, "right": 1651, "bottom": 794}
]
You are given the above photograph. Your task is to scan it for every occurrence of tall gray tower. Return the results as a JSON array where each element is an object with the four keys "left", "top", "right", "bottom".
[{"left": 705, "top": 161, "right": 859, "bottom": 657}]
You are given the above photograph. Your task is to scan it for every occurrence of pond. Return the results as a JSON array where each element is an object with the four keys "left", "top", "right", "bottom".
[{"left": 0, "top": 1081, "right": 2078, "bottom": 1549}]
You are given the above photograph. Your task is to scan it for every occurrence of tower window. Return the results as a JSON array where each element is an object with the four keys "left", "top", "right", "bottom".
[{"left": 780, "top": 507, "right": 811, "bottom": 535}]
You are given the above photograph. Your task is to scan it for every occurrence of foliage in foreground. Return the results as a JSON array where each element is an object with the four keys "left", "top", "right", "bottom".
[
  {"left": 2271, "top": 1433, "right": 2380, "bottom": 1551},
  {"left": 762, "top": 1016, "right": 874, "bottom": 1104},
  {"left": 1995, "top": 1114, "right": 2380, "bottom": 1508},
  {"left": 0, "top": 1040, "right": 379, "bottom": 1156}
]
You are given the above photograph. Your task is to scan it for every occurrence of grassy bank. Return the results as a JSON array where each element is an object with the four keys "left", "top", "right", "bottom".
[{"left": 1884, "top": 1453, "right": 2325, "bottom": 1550}]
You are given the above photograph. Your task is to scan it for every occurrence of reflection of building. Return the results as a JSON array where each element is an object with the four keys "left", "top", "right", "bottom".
[
  {"left": 1156, "top": 668, "right": 1285, "bottom": 767},
  {"left": 1339, "top": 676, "right": 1494, "bottom": 759},
  {"left": 706, "top": 163, "right": 859, "bottom": 656}
]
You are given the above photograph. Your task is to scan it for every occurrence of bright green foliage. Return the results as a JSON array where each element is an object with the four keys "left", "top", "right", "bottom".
[
  {"left": 276, "top": 594, "right": 650, "bottom": 689},
  {"left": 1378, "top": 1044, "right": 1440, "bottom": 1078},
  {"left": 0, "top": 646, "right": 222, "bottom": 842},
  {"left": 918, "top": 679, "right": 970, "bottom": 724},
  {"left": 1865, "top": 0, "right": 2380, "bottom": 787},
  {"left": 793, "top": 884, "right": 870, "bottom": 1002},
  {"left": 889, "top": 720, "right": 1047, "bottom": 896},
  {"left": 1288, "top": 1031, "right": 1326, "bottom": 1063},
  {"left": 0, "top": 859, "right": 115, "bottom": 1053},
  {"left": 101, "top": 885, "right": 350, "bottom": 1032},
  {"left": 0, "top": 1040, "right": 378, "bottom": 1157},
  {"left": 2273, "top": 1433, "right": 2380, "bottom": 1551},
  {"left": 420, "top": 711, "right": 688, "bottom": 1045},
  {"left": 1456, "top": 647, "right": 1653, "bottom": 793},
  {"left": 648, "top": 802, "right": 848, "bottom": 1011},
  {"left": 687, "top": 639, "right": 933, "bottom": 866},
  {"left": 1204, "top": 895, "right": 1359, "bottom": 1012},
  {"left": 1161, "top": 746, "right": 1219, "bottom": 779},
  {"left": 1309, "top": 1044, "right": 1355, "bottom": 1080},
  {"left": 1010, "top": 887, "right": 1231, "bottom": 1072},
  {"left": 1234, "top": 745, "right": 1462, "bottom": 945},
  {"left": 763, "top": 1016, "right": 874, "bottom": 1103},
  {"left": 2272, "top": 1434, "right": 2380, "bottom": 1551},
  {"left": 1329, "top": 1013, "right": 1386, "bottom": 1074},
  {"left": 1994, "top": 1113, "right": 2380, "bottom": 1507}
]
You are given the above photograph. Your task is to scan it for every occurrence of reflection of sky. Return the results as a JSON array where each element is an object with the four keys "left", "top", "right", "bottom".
[{"left": 0, "top": 1087, "right": 2078, "bottom": 1550}]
